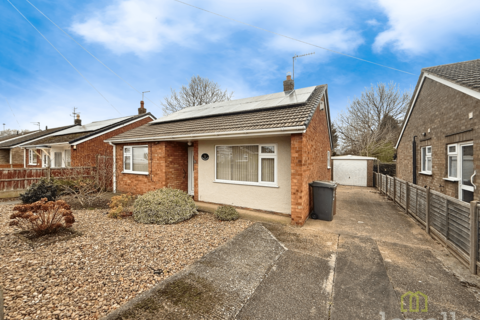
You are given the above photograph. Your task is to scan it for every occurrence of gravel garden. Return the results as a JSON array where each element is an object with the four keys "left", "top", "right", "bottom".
[{"left": 0, "top": 180, "right": 252, "bottom": 320}]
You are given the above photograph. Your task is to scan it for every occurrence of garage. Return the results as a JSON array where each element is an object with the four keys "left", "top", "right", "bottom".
[{"left": 332, "top": 155, "right": 376, "bottom": 187}]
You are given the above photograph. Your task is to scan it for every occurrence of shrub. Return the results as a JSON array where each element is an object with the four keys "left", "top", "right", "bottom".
[
  {"left": 9, "top": 198, "right": 75, "bottom": 235},
  {"left": 133, "top": 188, "right": 197, "bottom": 225},
  {"left": 20, "top": 179, "right": 58, "bottom": 204},
  {"left": 108, "top": 193, "right": 136, "bottom": 219},
  {"left": 214, "top": 205, "right": 239, "bottom": 221}
]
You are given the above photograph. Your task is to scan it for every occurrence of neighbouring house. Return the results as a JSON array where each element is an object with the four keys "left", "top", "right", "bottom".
[
  {"left": 0, "top": 127, "right": 75, "bottom": 168},
  {"left": 21, "top": 102, "right": 155, "bottom": 168},
  {"left": 396, "top": 59, "right": 480, "bottom": 202},
  {"left": 106, "top": 76, "right": 333, "bottom": 225}
]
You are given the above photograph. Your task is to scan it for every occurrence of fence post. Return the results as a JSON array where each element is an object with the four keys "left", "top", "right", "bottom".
[
  {"left": 405, "top": 182, "right": 410, "bottom": 215},
  {"left": 46, "top": 167, "right": 50, "bottom": 180},
  {"left": 393, "top": 177, "right": 396, "bottom": 203},
  {"left": 426, "top": 187, "right": 431, "bottom": 234},
  {"left": 470, "top": 201, "right": 479, "bottom": 275}
]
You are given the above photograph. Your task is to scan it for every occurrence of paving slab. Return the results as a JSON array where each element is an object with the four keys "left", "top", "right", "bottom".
[
  {"left": 378, "top": 240, "right": 480, "bottom": 319},
  {"left": 101, "top": 223, "right": 286, "bottom": 320},
  {"left": 236, "top": 250, "right": 334, "bottom": 320},
  {"left": 330, "top": 235, "right": 403, "bottom": 320}
]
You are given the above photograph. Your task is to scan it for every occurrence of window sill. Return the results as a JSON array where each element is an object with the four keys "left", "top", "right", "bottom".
[
  {"left": 443, "top": 177, "right": 459, "bottom": 182},
  {"left": 122, "top": 171, "right": 149, "bottom": 176},
  {"left": 214, "top": 180, "right": 279, "bottom": 188},
  {"left": 419, "top": 171, "right": 432, "bottom": 176}
]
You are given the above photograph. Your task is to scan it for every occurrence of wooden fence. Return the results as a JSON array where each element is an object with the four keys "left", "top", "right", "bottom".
[
  {"left": 0, "top": 167, "right": 97, "bottom": 192},
  {"left": 375, "top": 173, "right": 480, "bottom": 275}
]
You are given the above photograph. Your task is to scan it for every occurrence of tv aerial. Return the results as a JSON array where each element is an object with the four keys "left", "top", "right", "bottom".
[{"left": 293, "top": 52, "right": 315, "bottom": 80}]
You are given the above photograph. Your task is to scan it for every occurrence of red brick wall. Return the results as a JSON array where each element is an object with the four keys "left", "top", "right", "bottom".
[
  {"left": 291, "top": 98, "right": 332, "bottom": 225},
  {"left": 115, "top": 141, "right": 189, "bottom": 195},
  {"left": 72, "top": 117, "right": 152, "bottom": 167},
  {"left": 193, "top": 141, "right": 199, "bottom": 201}
]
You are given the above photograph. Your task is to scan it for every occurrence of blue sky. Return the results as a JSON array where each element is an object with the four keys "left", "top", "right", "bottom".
[{"left": 1, "top": 0, "right": 480, "bottom": 131}]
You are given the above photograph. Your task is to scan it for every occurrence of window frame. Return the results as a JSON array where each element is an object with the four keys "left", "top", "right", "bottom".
[
  {"left": 214, "top": 144, "right": 278, "bottom": 187},
  {"left": 42, "top": 151, "right": 50, "bottom": 168},
  {"left": 28, "top": 149, "right": 37, "bottom": 165},
  {"left": 447, "top": 144, "right": 458, "bottom": 179},
  {"left": 123, "top": 145, "right": 149, "bottom": 175},
  {"left": 65, "top": 149, "right": 71, "bottom": 167},
  {"left": 420, "top": 146, "right": 432, "bottom": 174}
]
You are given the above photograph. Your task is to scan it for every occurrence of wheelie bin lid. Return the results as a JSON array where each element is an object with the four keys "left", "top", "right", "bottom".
[{"left": 309, "top": 181, "right": 337, "bottom": 189}]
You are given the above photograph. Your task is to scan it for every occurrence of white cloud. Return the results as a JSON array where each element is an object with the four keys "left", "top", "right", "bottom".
[
  {"left": 366, "top": 19, "right": 380, "bottom": 26},
  {"left": 71, "top": 0, "right": 365, "bottom": 56},
  {"left": 373, "top": 0, "right": 480, "bottom": 55}
]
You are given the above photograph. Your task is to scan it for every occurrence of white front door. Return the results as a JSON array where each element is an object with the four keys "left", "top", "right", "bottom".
[
  {"left": 188, "top": 147, "right": 194, "bottom": 196},
  {"left": 459, "top": 143, "right": 475, "bottom": 202}
]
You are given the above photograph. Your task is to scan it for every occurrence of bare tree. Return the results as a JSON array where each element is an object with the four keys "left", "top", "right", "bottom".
[
  {"left": 0, "top": 129, "right": 30, "bottom": 137},
  {"left": 161, "top": 75, "right": 233, "bottom": 115},
  {"left": 336, "top": 82, "right": 411, "bottom": 161}
]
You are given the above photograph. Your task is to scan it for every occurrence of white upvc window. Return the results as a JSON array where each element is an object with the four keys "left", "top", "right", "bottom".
[
  {"left": 215, "top": 144, "right": 277, "bottom": 187},
  {"left": 28, "top": 149, "right": 37, "bottom": 165},
  {"left": 421, "top": 146, "right": 432, "bottom": 174},
  {"left": 42, "top": 151, "right": 50, "bottom": 168},
  {"left": 447, "top": 144, "right": 458, "bottom": 178},
  {"left": 65, "top": 149, "right": 71, "bottom": 167},
  {"left": 327, "top": 151, "right": 331, "bottom": 169},
  {"left": 123, "top": 146, "right": 148, "bottom": 174}
]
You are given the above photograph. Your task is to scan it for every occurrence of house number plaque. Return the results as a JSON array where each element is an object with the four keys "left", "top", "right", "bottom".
[{"left": 201, "top": 153, "right": 209, "bottom": 161}]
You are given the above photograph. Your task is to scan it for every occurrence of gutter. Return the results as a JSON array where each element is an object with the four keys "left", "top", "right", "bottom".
[{"left": 105, "top": 126, "right": 307, "bottom": 143}]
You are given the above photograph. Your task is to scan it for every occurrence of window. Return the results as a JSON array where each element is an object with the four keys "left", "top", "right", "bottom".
[
  {"left": 327, "top": 151, "right": 331, "bottom": 169},
  {"left": 447, "top": 144, "right": 458, "bottom": 178},
  {"left": 54, "top": 152, "right": 62, "bottom": 168},
  {"left": 65, "top": 150, "right": 71, "bottom": 167},
  {"left": 28, "top": 149, "right": 37, "bottom": 165},
  {"left": 42, "top": 151, "right": 50, "bottom": 168},
  {"left": 215, "top": 144, "right": 277, "bottom": 186},
  {"left": 123, "top": 146, "right": 148, "bottom": 174},
  {"left": 421, "top": 146, "right": 432, "bottom": 173}
]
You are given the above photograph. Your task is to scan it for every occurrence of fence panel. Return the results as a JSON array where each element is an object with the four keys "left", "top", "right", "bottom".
[
  {"left": 430, "top": 192, "right": 448, "bottom": 237},
  {"left": 447, "top": 200, "right": 470, "bottom": 254},
  {"left": 409, "top": 186, "right": 417, "bottom": 216},
  {"left": 416, "top": 187, "right": 427, "bottom": 222},
  {"left": 478, "top": 206, "right": 480, "bottom": 262},
  {"left": 382, "top": 175, "right": 387, "bottom": 193},
  {"left": 400, "top": 180, "right": 407, "bottom": 207}
]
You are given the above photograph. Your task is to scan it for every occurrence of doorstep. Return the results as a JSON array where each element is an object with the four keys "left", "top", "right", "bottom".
[{"left": 195, "top": 201, "right": 291, "bottom": 225}]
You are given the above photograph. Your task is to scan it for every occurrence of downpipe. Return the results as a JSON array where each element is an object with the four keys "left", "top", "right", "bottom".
[{"left": 412, "top": 136, "right": 417, "bottom": 185}]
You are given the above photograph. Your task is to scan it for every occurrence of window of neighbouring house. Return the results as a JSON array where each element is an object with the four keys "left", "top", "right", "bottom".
[
  {"left": 65, "top": 149, "right": 71, "bottom": 167},
  {"left": 28, "top": 149, "right": 37, "bottom": 165},
  {"left": 421, "top": 146, "right": 432, "bottom": 174},
  {"left": 447, "top": 144, "right": 458, "bottom": 178},
  {"left": 123, "top": 146, "right": 148, "bottom": 173},
  {"left": 42, "top": 151, "right": 50, "bottom": 168},
  {"left": 215, "top": 144, "right": 277, "bottom": 186},
  {"left": 54, "top": 152, "right": 62, "bottom": 168}
]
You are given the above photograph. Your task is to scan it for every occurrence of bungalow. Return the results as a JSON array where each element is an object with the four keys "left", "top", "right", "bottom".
[
  {"left": 21, "top": 102, "right": 155, "bottom": 168},
  {"left": 0, "top": 127, "right": 75, "bottom": 168},
  {"left": 396, "top": 59, "right": 480, "bottom": 202},
  {"left": 106, "top": 76, "right": 333, "bottom": 225}
]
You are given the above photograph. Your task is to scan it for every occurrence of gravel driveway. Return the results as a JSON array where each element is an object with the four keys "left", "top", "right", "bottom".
[{"left": 0, "top": 205, "right": 252, "bottom": 320}]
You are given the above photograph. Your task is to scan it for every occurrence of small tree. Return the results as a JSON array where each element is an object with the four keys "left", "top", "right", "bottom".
[{"left": 161, "top": 75, "right": 233, "bottom": 115}]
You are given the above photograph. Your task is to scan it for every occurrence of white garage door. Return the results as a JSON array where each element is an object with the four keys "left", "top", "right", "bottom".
[{"left": 334, "top": 160, "right": 367, "bottom": 186}]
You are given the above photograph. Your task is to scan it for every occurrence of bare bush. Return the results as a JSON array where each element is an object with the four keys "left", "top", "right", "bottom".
[
  {"left": 9, "top": 198, "right": 75, "bottom": 235},
  {"left": 108, "top": 193, "right": 136, "bottom": 219}
]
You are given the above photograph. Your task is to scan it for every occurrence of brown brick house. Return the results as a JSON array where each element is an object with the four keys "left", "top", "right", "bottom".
[
  {"left": 106, "top": 76, "right": 334, "bottom": 225},
  {"left": 0, "top": 127, "right": 75, "bottom": 168},
  {"left": 21, "top": 103, "right": 155, "bottom": 168},
  {"left": 396, "top": 59, "right": 480, "bottom": 202}
]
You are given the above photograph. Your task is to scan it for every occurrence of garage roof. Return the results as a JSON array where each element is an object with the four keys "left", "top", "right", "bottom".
[{"left": 332, "top": 155, "right": 377, "bottom": 160}]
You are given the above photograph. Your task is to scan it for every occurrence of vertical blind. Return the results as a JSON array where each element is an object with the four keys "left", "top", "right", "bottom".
[
  {"left": 54, "top": 152, "right": 62, "bottom": 167},
  {"left": 261, "top": 158, "right": 275, "bottom": 182},
  {"left": 217, "top": 146, "right": 259, "bottom": 182}
]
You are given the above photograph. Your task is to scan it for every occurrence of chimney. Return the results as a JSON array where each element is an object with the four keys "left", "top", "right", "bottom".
[
  {"left": 138, "top": 100, "right": 147, "bottom": 115},
  {"left": 74, "top": 114, "right": 82, "bottom": 126},
  {"left": 283, "top": 74, "right": 294, "bottom": 92}
]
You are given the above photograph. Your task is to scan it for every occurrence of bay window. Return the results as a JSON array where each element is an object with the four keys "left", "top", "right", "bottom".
[
  {"left": 124, "top": 146, "right": 148, "bottom": 174},
  {"left": 421, "top": 146, "right": 432, "bottom": 174},
  {"left": 215, "top": 144, "right": 277, "bottom": 186},
  {"left": 447, "top": 144, "right": 458, "bottom": 178}
]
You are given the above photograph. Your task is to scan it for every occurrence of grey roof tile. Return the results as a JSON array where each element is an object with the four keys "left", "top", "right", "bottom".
[
  {"left": 108, "top": 85, "right": 326, "bottom": 142},
  {"left": 0, "top": 126, "right": 75, "bottom": 148},
  {"left": 423, "top": 59, "right": 480, "bottom": 93}
]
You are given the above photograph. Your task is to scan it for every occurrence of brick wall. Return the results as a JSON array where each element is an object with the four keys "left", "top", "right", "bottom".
[
  {"left": 0, "top": 150, "right": 8, "bottom": 164},
  {"left": 290, "top": 97, "right": 332, "bottom": 225},
  {"left": 72, "top": 117, "right": 152, "bottom": 167},
  {"left": 397, "top": 78, "right": 480, "bottom": 199},
  {"left": 11, "top": 147, "right": 23, "bottom": 164},
  {"left": 193, "top": 141, "right": 199, "bottom": 201},
  {"left": 115, "top": 141, "right": 189, "bottom": 195}
]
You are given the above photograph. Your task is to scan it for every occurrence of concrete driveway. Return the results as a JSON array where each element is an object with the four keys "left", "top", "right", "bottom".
[{"left": 104, "top": 186, "right": 480, "bottom": 320}]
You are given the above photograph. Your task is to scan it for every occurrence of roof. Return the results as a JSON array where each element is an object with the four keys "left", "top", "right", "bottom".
[
  {"left": 152, "top": 86, "right": 317, "bottom": 124},
  {"left": 24, "top": 113, "right": 156, "bottom": 147},
  {"left": 0, "top": 131, "right": 36, "bottom": 143},
  {"left": 332, "top": 155, "right": 377, "bottom": 160},
  {"left": 107, "top": 85, "right": 328, "bottom": 143},
  {"left": 422, "top": 59, "right": 480, "bottom": 93},
  {"left": 0, "top": 126, "right": 75, "bottom": 148}
]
